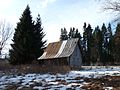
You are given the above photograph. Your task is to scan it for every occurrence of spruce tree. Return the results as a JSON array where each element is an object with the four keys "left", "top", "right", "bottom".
[
  {"left": 86, "top": 24, "right": 93, "bottom": 64},
  {"left": 68, "top": 28, "right": 73, "bottom": 38},
  {"left": 68, "top": 27, "right": 81, "bottom": 39},
  {"left": 112, "top": 23, "right": 120, "bottom": 63},
  {"left": 68, "top": 27, "right": 75, "bottom": 38},
  {"left": 82, "top": 22, "right": 87, "bottom": 65},
  {"left": 82, "top": 23, "right": 93, "bottom": 65},
  {"left": 101, "top": 23, "right": 107, "bottom": 48},
  {"left": 74, "top": 29, "right": 81, "bottom": 38},
  {"left": 9, "top": 5, "right": 42, "bottom": 64},
  {"left": 107, "top": 23, "right": 112, "bottom": 38},
  {"left": 101, "top": 23, "right": 108, "bottom": 64},
  {"left": 33, "top": 14, "right": 46, "bottom": 60},
  {"left": 107, "top": 23, "right": 113, "bottom": 63},
  {"left": 60, "top": 27, "right": 68, "bottom": 40},
  {"left": 92, "top": 26, "right": 102, "bottom": 64}
]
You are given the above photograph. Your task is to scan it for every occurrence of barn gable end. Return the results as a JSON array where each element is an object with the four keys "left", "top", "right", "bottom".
[{"left": 69, "top": 44, "right": 82, "bottom": 68}]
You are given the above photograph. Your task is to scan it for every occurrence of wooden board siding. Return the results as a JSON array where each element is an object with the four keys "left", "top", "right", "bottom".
[{"left": 42, "top": 58, "right": 68, "bottom": 66}]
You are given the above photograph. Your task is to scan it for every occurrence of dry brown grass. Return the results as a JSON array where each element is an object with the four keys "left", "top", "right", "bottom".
[
  {"left": 0, "top": 62, "right": 71, "bottom": 74},
  {"left": 0, "top": 62, "right": 13, "bottom": 71},
  {"left": 17, "top": 64, "right": 71, "bottom": 74}
]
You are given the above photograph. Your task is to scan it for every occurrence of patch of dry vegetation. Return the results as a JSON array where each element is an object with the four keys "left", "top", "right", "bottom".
[
  {"left": 81, "top": 76, "right": 120, "bottom": 90},
  {"left": 17, "top": 64, "right": 71, "bottom": 74},
  {"left": 0, "top": 62, "right": 71, "bottom": 74}
]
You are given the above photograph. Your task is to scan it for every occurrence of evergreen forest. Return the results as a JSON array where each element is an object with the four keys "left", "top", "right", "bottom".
[{"left": 60, "top": 23, "right": 120, "bottom": 65}]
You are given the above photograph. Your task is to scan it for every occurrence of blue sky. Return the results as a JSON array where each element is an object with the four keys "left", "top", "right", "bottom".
[{"left": 0, "top": 0, "right": 114, "bottom": 44}]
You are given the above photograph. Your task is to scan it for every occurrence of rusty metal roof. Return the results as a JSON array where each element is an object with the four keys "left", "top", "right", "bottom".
[{"left": 38, "top": 38, "right": 79, "bottom": 60}]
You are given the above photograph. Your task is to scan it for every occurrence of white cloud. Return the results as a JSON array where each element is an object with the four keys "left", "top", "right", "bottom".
[
  {"left": 40, "top": 0, "right": 56, "bottom": 8},
  {"left": 0, "top": 0, "right": 14, "bottom": 8}
]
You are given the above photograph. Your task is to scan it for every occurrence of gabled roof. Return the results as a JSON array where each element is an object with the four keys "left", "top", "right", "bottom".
[{"left": 38, "top": 38, "right": 80, "bottom": 60}]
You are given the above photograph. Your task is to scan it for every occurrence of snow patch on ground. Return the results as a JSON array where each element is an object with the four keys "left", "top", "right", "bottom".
[{"left": 0, "top": 66, "right": 120, "bottom": 90}]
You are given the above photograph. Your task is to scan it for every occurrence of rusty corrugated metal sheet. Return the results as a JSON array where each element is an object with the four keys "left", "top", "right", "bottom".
[
  {"left": 38, "top": 38, "right": 79, "bottom": 60},
  {"left": 41, "top": 41, "right": 62, "bottom": 59}
]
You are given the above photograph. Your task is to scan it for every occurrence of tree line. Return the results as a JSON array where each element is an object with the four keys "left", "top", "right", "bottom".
[
  {"left": 4, "top": 4, "right": 120, "bottom": 65},
  {"left": 60, "top": 23, "right": 120, "bottom": 65}
]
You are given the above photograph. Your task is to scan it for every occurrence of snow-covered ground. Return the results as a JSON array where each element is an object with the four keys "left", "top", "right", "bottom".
[{"left": 0, "top": 66, "right": 120, "bottom": 90}]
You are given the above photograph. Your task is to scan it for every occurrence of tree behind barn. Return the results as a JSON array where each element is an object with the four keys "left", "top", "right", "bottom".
[
  {"left": 92, "top": 26, "right": 102, "bottom": 64},
  {"left": 82, "top": 23, "right": 87, "bottom": 64},
  {"left": 68, "top": 27, "right": 81, "bottom": 39},
  {"left": 107, "top": 23, "right": 113, "bottom": 63},
  {"left": 101, "top": 23, "right": 108, "bottom": 64},
  {"left": 84, "top": 24, "right": 93, "bottom": 64},
  {"left": 9, "top": 5, "right": 46, "bottom": 64},
  {"left": 60, "top": 28, "right": 68, "bottom": 40},
  {"left": 112, "top": 23, "right": 120, "bottom": 63}
]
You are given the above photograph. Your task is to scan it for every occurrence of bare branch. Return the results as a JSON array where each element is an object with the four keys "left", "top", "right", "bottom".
[
  {"left": 102, "top": 0, "right": 120, "bottom": 22},
  {"left": 103, "top": 0, "right": 120, "bottom": 12},
  {"left": 0, "top": 21, "right": 13, "bottom": 54}
]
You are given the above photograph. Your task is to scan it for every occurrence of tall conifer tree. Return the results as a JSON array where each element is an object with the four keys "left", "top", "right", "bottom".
[
  {"left": 82, "top": 23, "right": 88, "bottom": 64},
  {"left": 60, "top": 27, "right": 68, "bottom": 40},
  {"left": 92, "top": 26, "right": 102, "bottom": 63},
  {"left": 9, "top": 5, "right": 34, "bottom": 64},
  {"left": 82, "top": 23, "right": 93, "bottom": 64},
  {"left": 33, "top": 14, "right": 46, "bottom": 60},
  {"left": 9, "top": 5, "right": 46, "bottom": 64},
  {"left": 112, "top": 23, "right": 120, "bottom": 63},
  {"left": 86, "top": 24, "right": 93, "bottom": 64},
  {"left": 107, "top": 23, "right": 113, "bottom": 62},
  {"left": 101, "top": 23, "right": 107, "bottom": 49}
]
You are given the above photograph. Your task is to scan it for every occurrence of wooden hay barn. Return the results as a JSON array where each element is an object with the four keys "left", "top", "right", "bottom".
[{"left": 38, "top": 38, "right": 82, "bottom": 68}]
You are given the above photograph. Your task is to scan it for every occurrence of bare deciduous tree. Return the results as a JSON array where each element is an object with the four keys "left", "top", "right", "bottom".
[
  {"left": 102, "top": 0, "right": 120, "bottom": 22},
  {"left": 0, "top": 21, "right": 12, "bottom": 55},
  {"left": 103, "top": 0, "right": 120, "bottom": 11}
]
